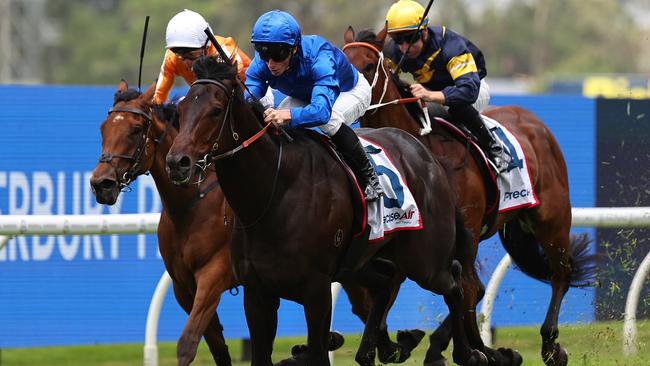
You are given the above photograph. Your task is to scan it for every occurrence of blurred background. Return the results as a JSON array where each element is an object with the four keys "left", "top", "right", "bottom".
[{"left": 1, "top": 0, "right": 649, "bottom": 93}]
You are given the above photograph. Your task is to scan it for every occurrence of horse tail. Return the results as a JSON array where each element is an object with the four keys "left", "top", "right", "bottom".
[{"left": 499, "top": 221, "right": 598, "bottom": 287}]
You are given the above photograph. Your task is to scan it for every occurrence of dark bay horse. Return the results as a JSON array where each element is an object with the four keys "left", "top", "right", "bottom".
[
  {"left": 90, "top": 81, "right": 235, "bottom": 366},
  {"left": 166, "top": 56, "right": 487, "bottom": 366},
  {"left": 343, "top": 27, "right": 597, "bottom": 366}
]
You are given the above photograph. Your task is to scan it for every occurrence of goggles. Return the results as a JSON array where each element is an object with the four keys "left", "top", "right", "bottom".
[
  {"left": 390, "top": 31, "right": 421, "bottom": 45},
  {"left": 254, "top": 43, "right": 293, "bottom": 62},
  {"left": 172, "top": 48, "right": 204, "bottom": 61}
]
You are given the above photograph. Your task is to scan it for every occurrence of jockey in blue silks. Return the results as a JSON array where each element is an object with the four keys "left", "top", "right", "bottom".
[{"left": 245, "top": 10, "right": 383, "bottom": 201}]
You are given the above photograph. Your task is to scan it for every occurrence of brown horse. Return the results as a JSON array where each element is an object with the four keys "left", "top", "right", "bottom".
[
  {"left": 90, "top": 80, "right": 235, "bottom": 366},
  {"left": 165, "top": 56, "right": 487, "bottom": 366},
  {"left": 89, "top": 80, "right": 368, "bottom": 365},
  {"left": 343, "top": 27, "right": 597, "bottom": 366}
]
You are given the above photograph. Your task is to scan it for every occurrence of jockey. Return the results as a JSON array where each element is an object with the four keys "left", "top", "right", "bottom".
[
  {"left": 385, "top": 0, "right": 510, "bottom": 171},
  {"left": 245, "top": 10, "right": 384, "bottom": 201},
  {"left": 153, "top": 9, "right": 251, "bottom": 104}
]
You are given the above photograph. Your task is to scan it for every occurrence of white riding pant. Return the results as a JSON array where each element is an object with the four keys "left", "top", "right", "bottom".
[
  {"left": 473, "top": 78, "right": 491, "bottom": 112},
  {"left": 277, "top": 75, "right": 371, "bottom": 136}
]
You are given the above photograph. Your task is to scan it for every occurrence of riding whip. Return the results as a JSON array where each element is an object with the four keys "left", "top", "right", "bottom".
[
  {"left": 203, "top": 28, "right": 294, "bottom": 143},
  {"left": 393, "top": 0, "right": 435, "bottom": 74},
  {"left": 137, "top": 15, "right": 150, "bottom": 92}
]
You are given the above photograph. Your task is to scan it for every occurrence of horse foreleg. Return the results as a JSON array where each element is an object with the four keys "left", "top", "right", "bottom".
[
  {"left": 301, "top": 281, "right": 334, "bottom": 366},
  {"left": 445, "top": 260, "right": 487, "bottom": 366},
  {"left": 177, "top": 273, "right": 232, "bottom": 366},
  {"left": 244, "top": 286, "right": 280, "bottom": 366}
]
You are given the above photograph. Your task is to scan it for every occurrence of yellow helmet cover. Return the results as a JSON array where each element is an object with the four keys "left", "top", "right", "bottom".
[{"left": 386, "top": 0, "right": 429, "bottom": 33}]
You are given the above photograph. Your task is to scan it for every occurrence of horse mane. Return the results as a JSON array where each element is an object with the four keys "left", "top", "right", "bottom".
[
  {"left": 192, "top": 56, "right": 238, "bottom": 81},
  {"left": 113, "top": 88, "right": 141, "bottom": 105},
  {"left": 193, "top": 55, "right": 270, "bottom": 127},
  {"left": 354, "top": 29, "right": 385, "bottom": 51}
]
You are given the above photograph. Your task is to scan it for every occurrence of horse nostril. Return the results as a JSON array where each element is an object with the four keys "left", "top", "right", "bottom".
[
  {"left": 178, "top": 156, "right": 191, "bottom": 170},
  {"left": 92, "top": 178, "right": 117, "bottom": 191}
]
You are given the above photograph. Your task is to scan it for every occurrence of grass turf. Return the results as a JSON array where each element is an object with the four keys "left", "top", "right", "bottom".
[{"left": 1, "top": 320, "right": 648, "bottom": 365}]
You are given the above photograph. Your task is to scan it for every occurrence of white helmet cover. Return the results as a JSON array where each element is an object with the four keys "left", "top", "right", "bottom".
[{"left": 165, "top": 9, "right": 211, "bottom": 49}]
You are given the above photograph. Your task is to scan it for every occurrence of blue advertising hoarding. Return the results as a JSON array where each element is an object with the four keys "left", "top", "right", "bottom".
[{"left": 0, "top": 85, "right": 595, "bottom": 348}]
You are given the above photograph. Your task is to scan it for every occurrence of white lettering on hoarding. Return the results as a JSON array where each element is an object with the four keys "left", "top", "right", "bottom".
[{"left": 0, "top": 171, "right": 162, "bottom": 262}]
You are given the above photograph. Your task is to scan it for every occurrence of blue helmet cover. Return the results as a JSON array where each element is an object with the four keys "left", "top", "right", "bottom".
[{"left": 251, "top": 10, "right": 301, "bottom": 46}]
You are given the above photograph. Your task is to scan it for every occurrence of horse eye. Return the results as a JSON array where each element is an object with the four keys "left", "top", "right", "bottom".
[
  {"left": 212, "top": 108, "right": 223, "bottom": 117},
  {"left": 131, "top": 125, "right": 143, "bottom": 135},
  {"left": 363, "top": 63, "right": 376, "bottom": 74}
]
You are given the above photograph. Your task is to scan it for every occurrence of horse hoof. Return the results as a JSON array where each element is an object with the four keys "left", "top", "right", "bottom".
[
  {"left": 329, "top": 331, "right": 345, "bottom": 351},
  {"left": 290, "top": 344, "right": 308, "bottom": 357},
  {"left": 397, "top": 328, "right": 426, "bottom": 351},
  {"left": 497, "top": 347, "right": 523, "bottom": 366},
  {"left": 423, "top": 358, "right": 448, "bottom": 366},
  {"left": 543, "top": 344, "right": 567, "bottom": 366},
  {"left": 274, "top": 357, "right": 300, "bottom": 366},
  {"left": 469, "top": 349, "right": 488, "bottom": 366}
]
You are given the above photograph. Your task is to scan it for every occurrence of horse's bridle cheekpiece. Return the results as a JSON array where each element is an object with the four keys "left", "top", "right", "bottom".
[{"left": 99, "top": 105, "right": 153, "bottom": 190}]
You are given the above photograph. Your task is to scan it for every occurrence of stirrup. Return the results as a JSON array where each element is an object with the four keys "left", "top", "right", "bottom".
[
  {"left": 364, "top": 184, "right": 384, "bottom": 201},
  {"left": 364, "top": 174, "right": 384, "bottom": 201}
]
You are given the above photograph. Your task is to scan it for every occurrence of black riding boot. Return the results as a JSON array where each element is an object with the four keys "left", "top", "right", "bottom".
[
  {"left": 449, "top": 104, "right": 510, "bottom": 172},
  {"left": 332, "top": 124, "right": 384, "bottom": 201}
]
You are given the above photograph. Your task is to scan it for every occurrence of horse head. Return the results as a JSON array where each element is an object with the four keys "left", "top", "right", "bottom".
[
  {"left": 343, "top": 26, "right": 422, "bottom": 134},
  {"left": 166, "top": 56, "right": 259, "bottom": 185},
  {"left": 90, "top": 80, "right": 157, "bottom": 204}
]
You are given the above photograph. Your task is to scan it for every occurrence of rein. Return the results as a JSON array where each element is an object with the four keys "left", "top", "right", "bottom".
[
  {"left": 189, "top": 77, "right": 283, "bottom": 229},
  {"left": 343, "top": 41, "right": 432, "bottom": 135},
  {"left": 99, "top": 105, "right": 154, "bottom": 190},
  {"left": 192, "top": 78, "right": 276, "bottom": 163}
]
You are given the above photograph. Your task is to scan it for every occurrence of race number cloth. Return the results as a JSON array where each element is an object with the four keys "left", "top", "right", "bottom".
[
  {"left": 360, "top": 137, "right": 422, "bottom": 242},
  {"left": 482, "top": 116, "right": 539, "bottom": 212}
]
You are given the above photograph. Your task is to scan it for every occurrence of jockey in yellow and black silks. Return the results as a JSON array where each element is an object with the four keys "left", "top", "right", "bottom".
[{"left": 385, "top": 0, "right": 510, "bottom": 172}]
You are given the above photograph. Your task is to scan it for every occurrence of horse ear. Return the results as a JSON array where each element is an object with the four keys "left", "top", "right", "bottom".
[
  {"left": 140, "top": 80, "right": 157, "bottom": 104},
  {"left": 376, "top": 25, "right": 387, "bottom": 46},
  {"left": 344, "top": 26, "right": 355, "bottom": 44},
  {"left": 117, "top": 79, "right": 129, "bottom": 92}
]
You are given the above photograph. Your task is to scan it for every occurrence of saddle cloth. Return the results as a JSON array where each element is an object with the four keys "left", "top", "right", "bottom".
[
  {"left": 481, "top": 115, "right": 539, "bottom": 212},
  {"left": 359, "top": 136, "right": 423, "bottom": 242}
]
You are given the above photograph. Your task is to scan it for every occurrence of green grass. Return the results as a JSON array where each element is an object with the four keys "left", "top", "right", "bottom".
[{"left": 2, "top": 321, "right": 648, "bottom": 365}]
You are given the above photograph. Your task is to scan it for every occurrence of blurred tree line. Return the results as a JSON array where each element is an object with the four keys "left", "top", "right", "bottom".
[{"left": 43, "top": 0, "right": 647, "bottom": 86}]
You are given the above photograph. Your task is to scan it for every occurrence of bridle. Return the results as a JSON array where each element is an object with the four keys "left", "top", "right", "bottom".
[
  {"left": 342, "top": 42, "right": 390, "bottom": 114},
  {"left": 342, "top": 41, "right": 432, "bottom": 135},
  {"left": 98, "top": 105, "right": 153, "bottom": 190},
  {"left": 191, "top": 78, "right": 275, "bottom": 166},
  {"left": 188, "top": 78, "right": 282, "bottom": 228}
]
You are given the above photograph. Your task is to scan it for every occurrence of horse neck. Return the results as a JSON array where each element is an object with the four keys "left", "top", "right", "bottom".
[
  {"left": 362, "top": 68, "right": 422, "bottom": 136},
  {"left": 148, "top": 121, "right": 200, "bottom": 215},
  {"left": 214, "top": 99, "right": 281, "bottom": 222}
]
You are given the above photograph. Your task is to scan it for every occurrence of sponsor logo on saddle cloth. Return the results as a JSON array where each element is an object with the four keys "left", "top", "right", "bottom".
[
  {"left": 359, "top": 137, "right": 423, "bottom": 242},
  {"left": 481, "top": 116, "right": 539, "bottom": 212}
]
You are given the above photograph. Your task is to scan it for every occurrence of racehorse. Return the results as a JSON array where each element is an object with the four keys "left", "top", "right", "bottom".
[
  {"left": 90, "top": 80, "right": 235, "bottom": 366},
  {"left": 88, "top": 80, "right": 383, "bottom": 365},
  {"left": 343, "top": 27, "right": 597, "bottom": 366},
  {"left": 165, "top": 55, "right": 487, "bottom": 366}
]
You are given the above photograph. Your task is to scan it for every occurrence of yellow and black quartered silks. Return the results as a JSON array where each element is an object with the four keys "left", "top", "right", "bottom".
[{"left": 387, "top": 26, "right": 487, "bottom": 105}]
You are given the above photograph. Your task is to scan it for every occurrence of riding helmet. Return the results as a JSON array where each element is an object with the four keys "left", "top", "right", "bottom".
[
  {"left": 386, "top": 0, "right": 429, "bottom": 33},
  {"left": 251, "top": 10, "right": 301, "bottom": 46},
  {"left": 165, "top": 9, "right": 211, "bottom": 49}
]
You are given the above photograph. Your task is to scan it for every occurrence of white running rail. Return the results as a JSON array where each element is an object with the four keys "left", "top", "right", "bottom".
[
  {"left": 478, "top": 206, "right": 650, "bottom": 356},
  {"left": 2, "top": 207, "right": 650, "bottom": 363}
]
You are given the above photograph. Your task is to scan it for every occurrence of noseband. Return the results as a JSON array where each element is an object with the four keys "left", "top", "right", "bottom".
[
  {"left": 98, "top": 105, "right": 153, "bottom": 190},
  {"left": 342, "top": 42, "right": 390, "bottom": 114},
  {"left": 190, "top": 78, "right": 275, "bottom": 166}
]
